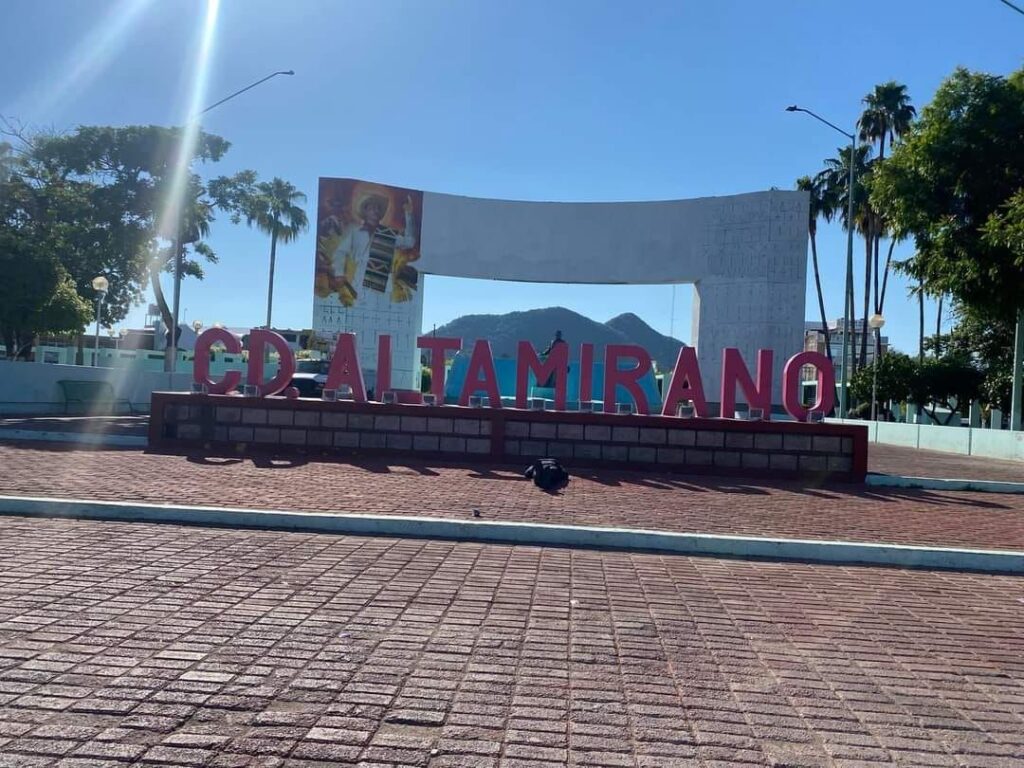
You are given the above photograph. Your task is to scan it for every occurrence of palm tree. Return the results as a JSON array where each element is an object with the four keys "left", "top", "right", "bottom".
[
  {"left": 858, "top": 82, "right": 916, "bottom": 363},
  {"left": 815, "top": 143, "right": 873, "bottom": 371},
  {"left": 237, "top": 178, "right": 308, "bottom": 329},
  {"left": 149, "top": 177, "right": 217, "bottom": 367},
  {"left": 796, "top": 175, "right": 835, "bottom": 361}
]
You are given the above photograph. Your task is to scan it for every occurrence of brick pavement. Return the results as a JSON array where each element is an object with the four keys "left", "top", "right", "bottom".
[
  {"left": 0, "top": 443, "right": 1022, "bottom": 551},
  {"left": 0, "top": 516, "right": 1022, "bottom": 767},
  {"left": 869, "top": 444, "right": 1024, "bottom": 484}
]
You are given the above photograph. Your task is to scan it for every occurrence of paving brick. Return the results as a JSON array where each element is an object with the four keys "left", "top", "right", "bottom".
[
  {"left": 555, "top": 424, "right": 583, "bottom": 440},
  {"left": 215, "top": 407, "right": 241, "bottom": 424},
  {"left": 241, "top": 409, "right": 268, "bottom": 425},
  {"left": 754, "top": 433, "right": 783, "bottom": 450},
  {"left": 637, "top": 428, "right": 667, "bottom": 444},
  {"left": 530, "top": 423, "right": 557, "bottom": 439},
  {"left": 267, "top": 410, "right": 293, "bottom": 426},
  {"left": 412, "top": 435, "right": 439, "bottom": 452},
  {"left": 427, "top": 417, "right": 455, "bottom": 434},
  {"left": 401, "top": 416, "right": 428, "bottom": 433},
  {"left": 321, "top": 412, "right": 348, "bottom": 429},
  {"left": 293, "top": 411, "right": 320, "bottom": 428},
  {"left": 252, "top": 427, "right": 280, "bottom": 444},
  {"left": 454, "top": 420, "right": 481, "bottom": 436},
  {"left": 348, "top": 414, "right": 374, "bottom": 430},
  {"left": 656, "top": 448, "right": 686, "bottom": 464},
  {"left": 770, "top": 453, "right": 798, "bottom": 471},
  {"left": 333, "top": 431, "right": 359, "bottom": 448},
  {"left": 439, "top": 437, "right": 467, "bottom": 453},
  {"left": 628, "top": 446, "right": 657, "bottom": 463},
  {"left": 359, "top": 432, "right": 386, "bottom": 449},
  {"left": 306, "top": 430, "right": 332, "bottom": 448},
  {"left": 724, "top": 432, "right": 755, "bottom": 449},
  {"left": 227, "top": 427, "right": 253, "bottom": 443},
  {"left": 280, "top": 429, "right": 306, "bottom": 446},
  {"left": 374, "top": 415, "right": 400, "bottom": 431},
  {"left": 783, "top": 434, "right": 813, "bottom": 451},
  {"left": 667, "top": 429, "right": 697, "bottom": 446},
  {"left": 385, "top": 434, "right": 412, "bottom": 450}
]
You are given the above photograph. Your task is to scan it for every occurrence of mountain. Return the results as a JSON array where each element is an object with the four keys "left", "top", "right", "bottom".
[{"left": 431, "top": 307, "right": 684, "bottom": 370}]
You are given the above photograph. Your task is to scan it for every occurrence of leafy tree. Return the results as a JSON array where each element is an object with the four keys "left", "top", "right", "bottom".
[
  {"left": 795, "top": 175, "right": 835, "bottom": 361},
  {"left": 849, "top": 350, "right": 916, "bottom": 416},
  {"left": 0, "top": 142, "right": 93, "bottom": 357},
  {"left": 941, "top": 301, "right": 1016, "bottom": 411},
  {"left": 872, "top": 66, "right": 1024, "bottom": 323},
  {"left": 23, "top": 124, "right": 232, "bottom": 347},
  {"left": 209, "top": 172, "right": 308, "bottom": 328},
  {"left": 911, "top": 354, "right": 985, "bottom": 425}
]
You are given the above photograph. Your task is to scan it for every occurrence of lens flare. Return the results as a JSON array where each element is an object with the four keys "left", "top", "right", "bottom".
[{"left": 7, "top": 0, "right": 155, "bottom": 120}]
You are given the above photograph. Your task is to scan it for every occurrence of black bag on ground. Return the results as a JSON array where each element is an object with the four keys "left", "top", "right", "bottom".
[{"left": 524, "top": 458, "right": 569, "bottom": 490}]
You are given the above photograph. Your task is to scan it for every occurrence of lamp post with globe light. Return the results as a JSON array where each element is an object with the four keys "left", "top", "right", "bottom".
[
  {"left": 91, "top": 276, "right": 109, "bottom": 367},
  {"left": 868, "top": 313, "right": 885, "bottom": 420}
]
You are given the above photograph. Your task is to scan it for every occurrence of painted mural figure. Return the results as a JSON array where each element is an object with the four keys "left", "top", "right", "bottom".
[{"left": 328, "top": 193, "right": 418, "bottom": 308}]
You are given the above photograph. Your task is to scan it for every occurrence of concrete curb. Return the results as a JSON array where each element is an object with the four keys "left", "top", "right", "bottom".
[
  {"left": 1, "top": 495, "right": 1021, "bottom": 574},
  {"left": 867, "top": 473, "right": 1024, "bottom": 495},
  {"left": 0, "top": 429, "right": 147, "bottom": 447}
]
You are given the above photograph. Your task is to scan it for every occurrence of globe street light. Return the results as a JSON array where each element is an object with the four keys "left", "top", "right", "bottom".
[
  {"left": 91, "top": 275, "right": 109, "bottom": 367},
  {"left": 786, "top": 105, "right": 857, "bottom": 419},
  {"left": 167, "top": 69, "right": 295, "bottom": 374},
  {"left": 868, "top": 313, "right": 885, "bottom": 421}
]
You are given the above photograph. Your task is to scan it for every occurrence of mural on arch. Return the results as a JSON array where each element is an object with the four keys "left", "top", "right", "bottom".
[{"left": 313, "top": 179, "right": 425, "bottom": 390}]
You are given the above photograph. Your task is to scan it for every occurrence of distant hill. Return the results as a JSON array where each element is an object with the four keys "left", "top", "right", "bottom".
[{"left": 431, "top": 307, "right": 684, "bottom": 370}]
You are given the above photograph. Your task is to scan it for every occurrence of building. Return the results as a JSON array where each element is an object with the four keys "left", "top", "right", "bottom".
[{"left": 803, "top": 319, "right": 888, "bottom": 381}]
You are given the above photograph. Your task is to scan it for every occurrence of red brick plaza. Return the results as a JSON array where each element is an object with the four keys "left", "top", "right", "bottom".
[{"left": 0, "top": 440, "right": 1022, "bottom": 766}]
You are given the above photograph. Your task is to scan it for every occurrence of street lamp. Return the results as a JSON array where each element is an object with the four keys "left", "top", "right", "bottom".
[
  {"left": 91, "top": 275, "right": 109, "bottom": 367},
  {"left": 868, "top": 313, "right": 885, "bottom": 420},
  {"left": 786, "top": 105, "right": 857, "bottom": 419},
  {"left": 167, "top": 69, "right": 295, "bottom": 374}
]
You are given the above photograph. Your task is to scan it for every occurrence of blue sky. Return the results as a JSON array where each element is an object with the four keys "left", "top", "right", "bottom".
[{"left": 3, "top": 0, "right": 1022, "bottom": 354}]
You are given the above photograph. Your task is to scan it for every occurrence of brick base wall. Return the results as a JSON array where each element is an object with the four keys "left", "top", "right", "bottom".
[{"left": 149, "top": 393, "right": 868, "bottom": 482}]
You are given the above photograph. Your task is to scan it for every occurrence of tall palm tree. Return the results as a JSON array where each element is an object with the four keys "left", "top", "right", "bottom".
[
  {"left": 796, "top": 175, "right": 835, "bottom": 360},
  {"left": 815, "top": 143, "right": 873, "bottom": 371},
  {"left": 240, "top": 178, "right": 308, "bottom": 329},
  {"left": 858, "top": 82, "right": 916, "bottom": 363}
]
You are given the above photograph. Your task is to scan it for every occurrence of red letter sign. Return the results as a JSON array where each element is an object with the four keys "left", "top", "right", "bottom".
[
  {"left": 578, "top": 343, "right": 595, "bottom": 404},
  {"left": 783, "top": 351, "right": 835, "bottom": 421},
  {"left": 459, "top": 340, "right": 502, "bottom": 407},
  {"left": 418, "top": 336, "right": 462, "bottom": 400},
  {"left": 376, "top": 334, "right": 392, "bottom": 398},
  {"left": 325, "top": 333, "right": 367, "bottom": 401},
  {"left": 515, "top": 340, "right": 568, "bottom": 410},
  {"left": 247, "top": 329, "right": 296, "bottom": 397},
  {"left": 603, "top": 344, "right": 653, "bottom": 415},
  {"left": 193, "top": 328, "right": 242, "bottom": 394},
  {"left": 660, "top": 347, "right": 709, "bottom": 417},
  {"left": 720, "top": 348, "right": 773, "bottom": 419}
]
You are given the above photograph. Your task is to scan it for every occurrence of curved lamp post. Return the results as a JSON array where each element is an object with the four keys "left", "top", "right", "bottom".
[
  {"left": 91, "top": 275, "right": 109, "bottom": 367},
  {"left": 167, "top": 70, "right": 295, "bottom": 374},
  {"left": 786, "top": 105, "right": 857, "bottom": 419},
  {"left": 868, "top": 313, "right": 885, "bottom": 420}
]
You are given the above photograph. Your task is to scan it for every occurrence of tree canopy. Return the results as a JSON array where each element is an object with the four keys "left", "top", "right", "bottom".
[{"left": 871, "top": 66, "right": 1024, "bottom": 322}]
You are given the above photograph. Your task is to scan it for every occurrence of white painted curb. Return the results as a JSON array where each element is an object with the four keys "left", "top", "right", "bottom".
[
  {"left": 0, "top": 429, "right": 146, "bottom": 447},
  {"left": 868, "top": 473, "right": 1024, "bottom": 495},
  {"left": 0, "top": 495, "right": 1021, "bottom": 574}
]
